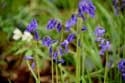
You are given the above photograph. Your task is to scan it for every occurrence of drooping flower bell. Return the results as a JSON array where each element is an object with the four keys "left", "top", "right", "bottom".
[
  {"left": 78, "top": 0, "right": 96, "bottom": 18},
  {"left": 118, "top": 59, "right": 125, "bottom": 80},
  {"left": 46, "top": 19, "right": 57, "bottom": 30},
  {"left": 65, "top": 14, "right": 77, "bottom": 32},
  {"left": 26, "top": 19, "right": 38, "bottom": 32},
  {"left": 94, "top": 26, "right": 105, "bottom": 37},
  {"left": 61, "top": 33, "right": 75, "bottom": 53},
  {"left": 34, "top": 31, "right": 40, "bottom": 41},
  {"left": 42, "top": 36, "right": 57, "bottom": 47}
]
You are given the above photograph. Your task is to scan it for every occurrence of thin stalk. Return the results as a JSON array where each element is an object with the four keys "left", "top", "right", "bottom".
[
  {"left": 76, "top": 18, "right": 82, "bottom": 83},
  {"left": 56, "top": 64, "right": 59, "bottom": 83},
  {"left": 51, "top": 57, "right": 54, "bottom": 83},
  {"left": 104, "top": 52, "right": 109, "bottom": 83},
  {"left": 59, "top": 64, "right": 64, "bottom": 83},
  {"left": 35, "top": 42, "right": 40, "bottom": 83},
  {"left": 26, "top": 61, "right": 38, "bottom": 82}
]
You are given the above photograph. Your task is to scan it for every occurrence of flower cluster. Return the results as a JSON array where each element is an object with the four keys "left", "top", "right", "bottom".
[
  {"left": 94, "top": 26, "right": 111, "bottom": 55},
  {"left": 78, "top": 0, "right": 96, "bottom": 19},
  {"left": 118, "top": 59, "right": 125, "bottom": 80}
]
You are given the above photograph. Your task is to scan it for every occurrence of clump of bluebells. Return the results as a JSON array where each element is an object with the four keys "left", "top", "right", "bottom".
[
  {"left": 118, "top": 59, "right": 125, "bottom": 80},
  {"left": 94, "top": 26, "right": 111, "bottom": 55}
]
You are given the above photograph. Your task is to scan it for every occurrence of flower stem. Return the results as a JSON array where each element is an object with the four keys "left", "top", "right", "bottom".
[
  {"left": 51, "top": 57, "right": 54, "bottom": 83},
  {"left": 104, "top": 52, "right": 109, "bottom": 83},
  {"left": 26, "top": 61, "right": 38, "bottom": 82},
  {"left": 56, "top": 64, "right": 59, "bottom": 83}
]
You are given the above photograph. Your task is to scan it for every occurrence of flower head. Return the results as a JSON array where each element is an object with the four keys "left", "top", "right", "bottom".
[
  {"left": 81, "top": 26, "right": 87, "bottom": 31},
  {"left": 34, "top": 31, "right": 39, "bottom": 41},
  {"left": 78, "top": 0, "right": 96, "bottom": 18},
  {"left": 46, "top": 19, "right": 57, "bottom": 30},
  {"left": 56, "top": 22, "right": 62, "bottom": 32},
  {"left": 26, "top": 19, "right": 38, "bottom": 32},
  {"left": 67, "top": 33, "right": 75, "bottom": 42},
  {"left": 42, "top": 36, "right": 57, "bottom": 47},
  {"left": 94, "top": 26, "right": 105, "bottom": 37},
  {"left": 65, "top": 14, "right": 77, "bottom": 31}
]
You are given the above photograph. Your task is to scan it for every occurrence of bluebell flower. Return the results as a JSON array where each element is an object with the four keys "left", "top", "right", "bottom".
[
  {"left": 118, "top": 59, "right": 125, "bottom": 80},
  {"left": 81, "top": 26, "right": 87, "bottom": 31},
  {"left": 67, "top": 33, "right": 75, "bottom": 42},
  {"left": 57, "top": 59, "right": 65, "bottom": 64},
  {"left": 53, "top": 51, "right": 58, "bottom": 60},
  {"left": 46, "top": 19, "right": 57, "bottom": 30},
  {"left": 24, "top": 56, "right": 33, "bottom": 60},
  {"left": 78, "top": 0, "right": 96, "bottom": 18},
  {"left": 61, "top": 34, "right": 75, "bottom": 53},
  {"left": 31, "top": 62, "right": 35, "bottom": 69},
  {"left": 59, "top": 47, "right": 63, "bottom": 56},
  {"left": 65, "top": 14, "right": 77, "bottom": 31},
  {"left": 99, "top": 41, "right": 110, "bottom": 55},
  {"left": 26, "top": 19, "right": 38, "bottom": 32},
  {"left": 56, "top": 22, "right": 62, "bottom": 32},
  {"left": 34, "top": 31, "right": 39, "bottom": 41},
  {"left": 94, "top": 26, "right": 105, "bottom": 37},
  {"left": 42, "top": 36, "right": 57, "bottom": 47},
  {"left": 49, "top": 46, "right": 53, "bottom": 56}
]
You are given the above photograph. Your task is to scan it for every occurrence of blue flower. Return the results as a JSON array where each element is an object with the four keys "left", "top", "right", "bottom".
[
  {"left": 67, "top": 33, "right": 75, "bottom": 42},
  {"left": 46, "top": 19, "right": 57, "bottom": 30},
  {"left": 78, "top": 0, "right": 96, "bottom": 18},
  {"left": 53, "top": 51, "right": 58, "bottom": 60},
  {"left": 59, "top": 47, "right": 63, "bottom": 56},
  {"left": 81, "top": 26, "right": 87, "bottom": 31},
  {"left": 118, "top": 59, "right": 125, "bottom": 80},
  {"left": 56, "top": 22, "right": 62, "bottom": 32},
  {"left": 94, "top": 26, "right": 105, "bottom": 37},
  {"left": 24, "top": 56, "right": 33, "bottom": 60},
  {"left": 65, "top": 14, "right": 77, "bottom": 31},
  {"left": 42, "top": 36, "right": 57, "bottom": 47},
  {"left": 34, "top": 31, "right": 39, "bottom": 41},
  {"left": 26, "top": 19, "right": 38, "bottom": 32},
  {"left": 61, "top": 34, "right": 75, "bottom": 53},
  {"left": 99, "top": 41, "right": 110, "bottom": 55},
  {"left": 49, "top": 46, "right": 53, "bottom": 56}
]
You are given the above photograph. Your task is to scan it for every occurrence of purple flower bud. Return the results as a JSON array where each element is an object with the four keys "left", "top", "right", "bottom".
[
  {"left": 42, "top": 36, "right": 56, "bottom": 47},
  {"left": 122, "top": 73, "right": 125, "bottom": 80},
  {"left": 53, "top": 51, "right": 58, "bottom": 60},
  {"left": 49, "top": 46, "right": 53, "bottom": 56},
  {"left": 46, "top": 19, "right": 57, "bottom": 30},
  {"left": 26, "top": 19, "right": 38, "bottom": 32},
  {"left": 78, "top": 0, "right": 96, "bottom": 18},
  {"left": 31, "top": 62, "right": 35, "bottom": 69},
  {"left": 118, "top": 59, "right": 125, "bottom": 73},
  {"left": 94, "top": 26, "right": 105, "bottom": 37},
  {"left": 56, "top": 22, "right": 62, "bottom": 32},
  {"left": 81, "top": 26, "right": 87, "bottom": 31},
  {"left": 65, "top": 14, "right": 77, "bottom": 31},
  {"left": 59, "top": 47, "right": 63, "bottom": 56},
  {"left": 34, "top": 31, "right": 39, "bottom": 41},
  {"left": 67, "top": 33, "right": 75, "bottom": 42},
  {"left": 24, "top": 56, "right": 33, "bottom": 60}
]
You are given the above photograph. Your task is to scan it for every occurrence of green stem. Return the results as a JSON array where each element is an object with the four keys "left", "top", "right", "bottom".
[
  {"left": 51, "top": 57, "right": 54, "bottom": 83},
  {"left": 76, "top": 18, "right": 82, "bottom": 83},
  {"left": 56, "top": 64, "right": 58, "bottom": 83},
  {"left": 104, "top": 52, "right": 108, "bottom": 83},
  {"left": 26, "top": 61, "right": 38, "bottom": 82}
]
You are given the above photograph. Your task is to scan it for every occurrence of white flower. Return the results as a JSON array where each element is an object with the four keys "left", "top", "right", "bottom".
[
  {"left": 13, "top": 28, "right": 23, "bottom": 40},
  {"left": 22, "top": 31, "right": 33, "bottom": 42}
]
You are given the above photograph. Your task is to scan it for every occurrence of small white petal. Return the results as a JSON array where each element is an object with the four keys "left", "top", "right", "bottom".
[
  {"left": 22, "top": 31, "right": 33, "bottom": 42},
  {"left": 13, "top": 28, "right": 22, "bottom": 40}
]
